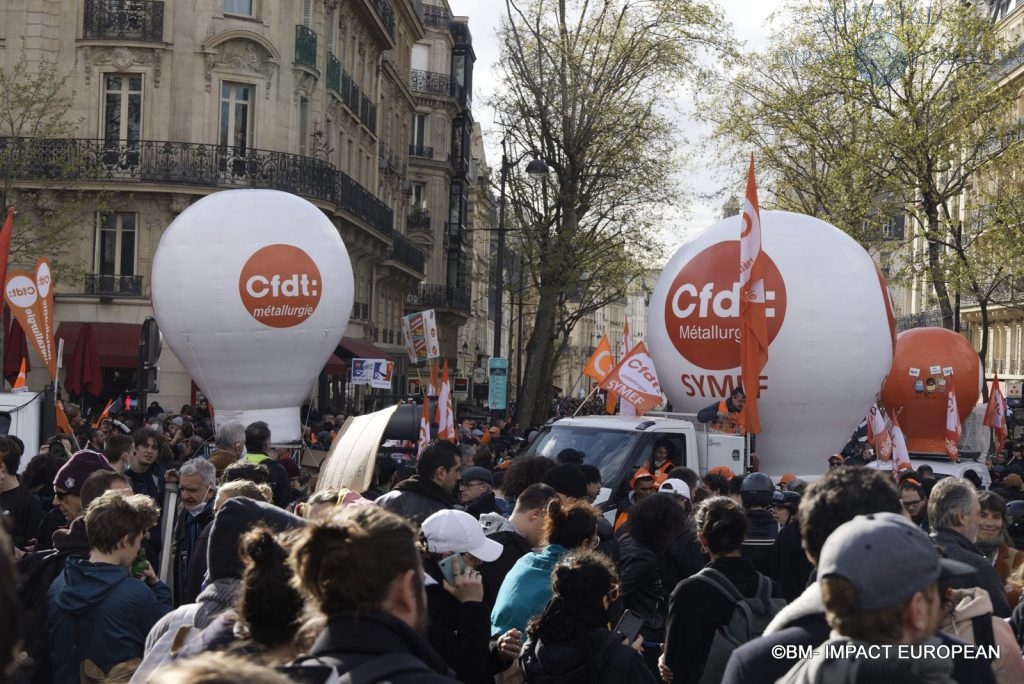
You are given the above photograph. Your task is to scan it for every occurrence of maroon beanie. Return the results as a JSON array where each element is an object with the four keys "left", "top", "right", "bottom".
[{"left": 53, "top": 450, "right": 113, "bottom": 496}]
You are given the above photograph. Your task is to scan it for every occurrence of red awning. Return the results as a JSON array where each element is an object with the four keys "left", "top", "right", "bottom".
[
  {"left": 336, "top": 336, "right": 393, "bottom": 361},
  {"left": 323, "top": 354, "right": 346, "bottom": 376},
  {"left": 56, "top": 322, "right": 140, "bottom": 369}
]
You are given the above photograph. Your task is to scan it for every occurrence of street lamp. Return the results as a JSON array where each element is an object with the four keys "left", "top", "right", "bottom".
[{"left": 494, "top": 138, "right": 548, "bottom": 421}]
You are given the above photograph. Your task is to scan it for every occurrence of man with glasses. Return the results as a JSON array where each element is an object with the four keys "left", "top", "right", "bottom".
[
  {"left": 171, "top": 458, "right": 216, "bottom": 605},
  {"left": 457, "top": 465, "right": 506, "bottom": 518},
  {"left": 900, "top": 479, "right": 929, "bottom": 532}
]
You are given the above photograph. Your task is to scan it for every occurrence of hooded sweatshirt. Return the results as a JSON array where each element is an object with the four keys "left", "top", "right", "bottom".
[
  {"left": 940, "top": 587, "right": 1024, "bottom": 684},
  {"left": 491, "top": 544, "right": 569, "bottom": 636},
  {"left": 47, "top": 557, "right": 172, "bottom": 683}
]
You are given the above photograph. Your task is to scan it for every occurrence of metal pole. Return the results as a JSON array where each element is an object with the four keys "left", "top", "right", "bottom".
[{"left": 492, "top": 141, "right": 509, "bottom": 422}]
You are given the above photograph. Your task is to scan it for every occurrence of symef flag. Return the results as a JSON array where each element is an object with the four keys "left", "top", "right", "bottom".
[
  {"left": 598, "top": 342, "right": 663, "bottom": 415},
  {"left": 984, "top": 373, "right": 1009, "bottom": 454},
  {"left": 890, "top": 411, "right": 912, "bottom": 479},
  {"left": 944, "top": 368, "right": 961, "bottom": 462},
  {"left": 583, "top": 336, "right": 613, "bottom": 382},
  {"left": 739, "top": 154, "right": 768, "bottom": 434},
  {"left": 866, "top": 403, "right": 893, "bottom": 462},
  {"left": 436, "top": 360, "right": 455, "bottom": 443}
]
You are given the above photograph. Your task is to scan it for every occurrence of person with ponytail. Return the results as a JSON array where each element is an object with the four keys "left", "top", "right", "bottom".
[
  {"left": 285, "top": 505, "right": 459, "bottom": 683},
  {"left": 519, "top": 550, "right": 654, "bottom": 683},
  {"left": 490, "top": 498, "right": 599, "bottom": 637}
]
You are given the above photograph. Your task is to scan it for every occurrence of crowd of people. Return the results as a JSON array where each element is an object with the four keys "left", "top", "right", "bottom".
[{"left": 4, "top": 401, "right": 1024, "bottom": 683}]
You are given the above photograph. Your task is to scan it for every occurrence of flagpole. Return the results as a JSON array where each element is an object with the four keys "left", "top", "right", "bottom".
[{"left": 573, "top": 386, "right": 600, "bottom": 417}]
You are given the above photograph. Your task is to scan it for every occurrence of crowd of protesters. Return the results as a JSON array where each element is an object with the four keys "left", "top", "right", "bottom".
[{"left": 5, "top": 400, "right": 1024, "bottom": 683}]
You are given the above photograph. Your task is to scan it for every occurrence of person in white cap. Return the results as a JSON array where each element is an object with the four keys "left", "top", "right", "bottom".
[{"left": 420, "top": 509, "right": 516, "bottom": 683}]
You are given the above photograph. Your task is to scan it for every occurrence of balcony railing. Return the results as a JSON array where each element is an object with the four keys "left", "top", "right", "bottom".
[
  {"left": 407, "top": 213, "right": 431, "bottom": 231},
  {"left": 422, "top": 3, "right": 452, "bottom": 30},
  {"left": 327, "top": 52, "right": 341, "bottom": 94},
  {"left": 411, "top": 284, "right": 470, "bottom": 314},
  {"left": 370, "top": 0, "right": 396, "bottom": 39},
  {"left": 84, "top": 274, "right": 143, "bottom": 297},
  {"left": 0, "top": 137, "right": 394, "bottom": 236},
  {"left": 409, "top": 144, "right": 434, "bottom": 159},
  {"left": 348, "top": 79, "right": 361, "bottom": 118},
  {"left": 388, "top": 233, "right": 426, "bottom": 273},
  {"left": 410, "top": 69, "right": 453, "bottom": 97},
  {"left": 295, "top": 25, "right": 317, "bottom": 70},
  {"left": 446, "top": 222, "right": 466, "bottom": 243},
  {"left": 83, "top": 0, "right": 164, "bottom": 42}
]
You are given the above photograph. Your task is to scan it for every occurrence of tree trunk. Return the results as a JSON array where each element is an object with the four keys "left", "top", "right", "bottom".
[
  {"left": 515, "top": 285, "right": 559, "bottom": 427},
  {"left": 979, "top": 303, "right": 990, "bottom": 403},
  {"left": 924, "top": 205, "right": 955, "bottom": 329}
]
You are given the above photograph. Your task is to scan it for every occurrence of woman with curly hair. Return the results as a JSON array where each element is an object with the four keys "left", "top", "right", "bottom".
[{"left": 519, "top": 549, "right": 654, "bottom": 683}]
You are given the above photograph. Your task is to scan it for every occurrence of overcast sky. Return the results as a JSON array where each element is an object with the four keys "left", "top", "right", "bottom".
[{"left": 447, "top": 0, "right": 789, "bottom": 260}]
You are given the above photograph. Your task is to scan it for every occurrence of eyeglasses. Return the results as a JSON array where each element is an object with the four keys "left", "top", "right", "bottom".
[
  {"left": 54, "top": 490, "right": 70, "bottom": 500},
  {"left": 607, "top": 584, "right": 621, "bottom": 602},
  {"left": 901, "top": 498, "right": 924, "bottom": 508},
  {"left": 828, "top": 461, "right": 843, "bottom": 468}
]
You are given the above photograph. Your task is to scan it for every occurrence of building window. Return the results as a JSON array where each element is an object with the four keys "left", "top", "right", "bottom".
[
  {"left": 223, "top": 0, "right": 253, "bottom": 15},
  {"left": 411, "top": 113, "right": 427, "bottom": 147},
  {"left": 411, "top": 182, "right": 426, "bottom": 212},
  {"left": 96, "top": 212, "right": 137, "bottom": 277},
  {"left": 298, "top": 96, "right": 310, "bottom": 156},
  {"left": 103, "top": 74, "right": 142, "bottom": 147},
  {"left": 302, "top": 0, "right": 313, "bottom": 27},
  {"left": 219, "top": 82, "right": 253, "bottom": 153}
]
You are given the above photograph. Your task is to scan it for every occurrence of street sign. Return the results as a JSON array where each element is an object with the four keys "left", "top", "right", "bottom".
[{"left": 489, "top": 358, "right": 509, "bottom": 410}]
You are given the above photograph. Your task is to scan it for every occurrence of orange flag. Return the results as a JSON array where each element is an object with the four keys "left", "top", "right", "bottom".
[
  {"left": 866, "top": 403, "right": 893, "bottom": 462},
  {"left": 739, "top": 154, "right": 768, "bottom": 433},
  {"left": 584, "top": 336, "right": 614, "bottom": 382},
  {"left": 418, "top": 397, "right": 430, "bottom": 457},
  {"left": 890, "top": 410, "right": 912, "bottom": 479},
  {"left": 429, "top": 360, "right": 439, "bottom": 397},
  {"left": 5, "top": 257, "right": 56, "bottom": 380},
  {"left": 620, "top": 318, "right": 636, "bottom": 417},
  {"left": 436, "top": 360, "right": 455, "bottom": 443},
  {"left": 984, "top": 373, "right": 1009, "bottom": 454},
  {"left": 598, "top": 342, "right": 663, "bottom": 416}
]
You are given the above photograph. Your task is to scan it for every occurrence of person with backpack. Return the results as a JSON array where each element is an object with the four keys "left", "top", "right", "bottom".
[
  {"left": 284, "top": 505, "right": 460, "bottom": 683},
  {"left": 939, "top": 585, "right": 1024, "bottom": 684},
  {"left": 660, "top": 496, "right": 785, "bottom": 684},
  {"left": 519, "top": 549, "right": 655, "bottom": 683}
]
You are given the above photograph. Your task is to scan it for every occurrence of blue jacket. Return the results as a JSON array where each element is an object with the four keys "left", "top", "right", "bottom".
[
  {"left": 490, "top": 544, "right": 568, "bottom": 636},
  {"left": 47, "top": 557, "right": 172, "bottom": 683}
]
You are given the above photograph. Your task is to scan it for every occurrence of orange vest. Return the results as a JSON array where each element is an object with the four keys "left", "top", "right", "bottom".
[{"left": 710, "top": 400, "right": 744, "bottom": 434}]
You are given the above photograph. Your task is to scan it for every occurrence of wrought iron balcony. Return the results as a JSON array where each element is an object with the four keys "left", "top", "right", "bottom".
[
  {"left": 348, "top": 79, "right": 361, "bottom": 117},
  {"left": 388, "top": 233, "right": 426, "bottom": 273},
  {"left": 327, "top": 52, "right": 341, "bottom": 94},
  {"left": 370, "top": 0, "right": 396, "bottom": 39},
  {"left": 407, "top": 213, "right": 430, "bottom": 230},
  {"left": 410, "top": 69, "right": 453, "bottom": 97},
  {"left": 84, "top": 274, "right": 143, "bottom": 297},
  {"left": 410, "top": 284, "right": 470, "bottom": 314},
  {"left": 295, "top": 25, "right": 317, "bottom": 70},
  {"left": 83, "top": 0, "right": 164, "bottom": 42},
  {"left": 422, "top": 3, "right": 452, "bottom": 30},
  {"left": 0, "top": 137, "right": 394, "bottom": 237},
  {"left": 409, "top": 144, "right": 434, "bottom": 159}
]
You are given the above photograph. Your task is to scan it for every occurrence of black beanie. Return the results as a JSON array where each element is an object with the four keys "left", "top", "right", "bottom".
[
  {"left": 207, "top": 497, "right": 306, "bottom": 580},
  {"left": 542, "top": 464, "right": 588, "bottom": 499}
]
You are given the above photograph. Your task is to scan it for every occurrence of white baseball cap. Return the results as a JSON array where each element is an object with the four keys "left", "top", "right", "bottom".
[
  {"left": 422, "top": 509, "right": 503, "bottom": 562},
  {"left": 659, "top": 478, "right": 691, "bottom": 500}
]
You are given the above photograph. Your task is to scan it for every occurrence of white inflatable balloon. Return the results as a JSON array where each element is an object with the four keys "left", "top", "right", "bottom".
[
  {"left": 647, "top": 210, "right": 895, "bottom": 476},
  {"left": 152, "top": 190, "right": 354, "bottom": 441}
]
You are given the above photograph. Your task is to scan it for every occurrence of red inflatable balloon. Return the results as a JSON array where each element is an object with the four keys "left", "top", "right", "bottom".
[{"left": 880, "top": 328, "right": 980, "bottom": 454}]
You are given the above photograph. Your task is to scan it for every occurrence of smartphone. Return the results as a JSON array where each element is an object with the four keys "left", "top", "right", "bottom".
[
  {"left": 438, "top": 553, "right": 466, "bottom": 586},
  {"left": 612, "top": 609, "right": 645, "bottom": 643}
]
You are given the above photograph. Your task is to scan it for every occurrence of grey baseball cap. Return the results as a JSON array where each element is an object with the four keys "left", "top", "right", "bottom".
[{"left": 818, "top": 512, "right": 975, "bottom": 611}]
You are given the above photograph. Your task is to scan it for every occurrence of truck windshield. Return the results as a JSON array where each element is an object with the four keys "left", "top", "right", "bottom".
[{"left": 528, "top": 426, "right": 642, "bottom": 487}]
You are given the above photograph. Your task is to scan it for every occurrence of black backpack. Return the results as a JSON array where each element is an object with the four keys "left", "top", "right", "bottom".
[{"left": 14, "top": 548, "right": 68, "bottom": 683}]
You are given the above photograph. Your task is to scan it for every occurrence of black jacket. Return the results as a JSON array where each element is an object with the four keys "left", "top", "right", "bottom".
[
  {"left": 423, "top": 559, "right": 492, "bottom": 684},
  {"left": 376, "top": 477, "right": 456, "bottom": 525},
  {"left": 480, "top": 528, "right": 533, "bottom": 612},
  {"left": 932, "top": 528, "right": 1012, "bottom": 617},
  {"left": 663, "top": 555, "right": 783, "bottom": 684},
  {"left": 722, "top": 583, "right": 996, "bottom": 684},
  {"left": 770, "top": 522, "right": 814, "bottom": 602},
  {"left": 298, "top": 611, "right": 459, "bottom": 683},
  {"left": 181, "top": 519, "right": 214, "bottom": 605},
  {"left": 173, "top": 502, "right": 215, "bottom": 605},
  {"left": 617, "top": 534, "right": 666, "bottom": 641},
  {"left": 659, "top": 526, "right": 706, "bottom": 604},
  {"left": 741, "top": 508, "right": 778, "bottom": 576},
  {"left": 520, "top": 628, "right": 656, "bottom": 684}
]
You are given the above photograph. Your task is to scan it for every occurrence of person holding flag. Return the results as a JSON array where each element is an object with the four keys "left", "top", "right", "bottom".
[{"left": 696, "top": 386, "right": 746, "bottom": 434}]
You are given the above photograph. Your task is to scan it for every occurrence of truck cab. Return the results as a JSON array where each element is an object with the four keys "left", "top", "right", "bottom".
[{"left": 522, "top": 414, "right": 749, "bottom": 520}]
